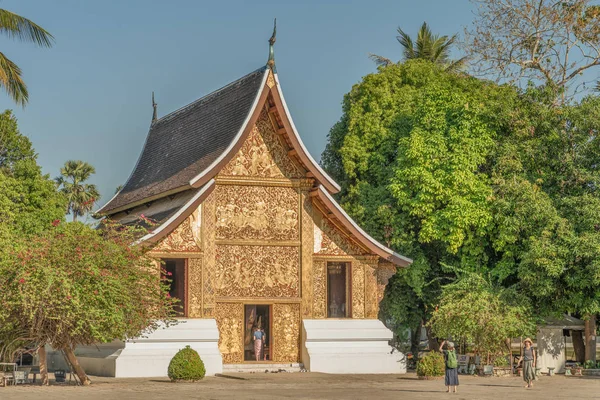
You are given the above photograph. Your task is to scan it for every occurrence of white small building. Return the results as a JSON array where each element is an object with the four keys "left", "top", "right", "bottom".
[{"left": 536, "top": 315, "right": 585, "bottom": 374}]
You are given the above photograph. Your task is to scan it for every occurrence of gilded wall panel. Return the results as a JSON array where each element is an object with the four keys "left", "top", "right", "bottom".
[
  {"left": 215, "top": 245, "right": 300, "bottom": 298},
  {"left": 351, "top": 262, "right": 365, "bottom": 318},
  {"left": 188, "top": 257, "right": 203, "bottom": 318},
  {"left": 364, "top": 264, "right": 379, "bottom": 319},
  {"left": 215, "top": 302, "right": 244, "bottom": 364},
  {"left": 273, "top": 303, "right": 301, "bottom": 363},
  {"left": 202, "top": 194, "right": 216, "bottom": 317},
  {"left": 215, "top": 185, "right": 299, "bottom": 241},
  {"left": 153, "top": 207, "right": 202, "bottom": 253},
  {"left": 221, "top": 108, "right": 304, "bottom": 179},
  {"left": 301, "top": 191, "right": 314, "bottom": 318},
  {"left": 312, "top": 260, "right": 327, "bottom": 318},
  {"left": 313, "top": 212, "right": 367, "bottom": 256},
  {"left": 376, "top": 262, "right": 397, "bottom": 313}
]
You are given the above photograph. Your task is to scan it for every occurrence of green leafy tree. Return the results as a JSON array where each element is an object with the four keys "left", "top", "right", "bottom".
[
  {"left": 0, "top": 8, "right": 53, "bottom": 105},
  {"left": 0, "top": 110, "right": 65, "bottom": 239},
  {"left": 323, "top": 61, "right": 516, "bottom": 342},
  {"left": 0, "top": 221, "right": 177, "bottom": 385},
  {"left": 369, "top": 22, "right": 467, "bottom": 71},
  {"left": 428, "top": 274, "right": 536, "bottom": 363},
  {"left": 56, "top": 160, "right": 101, "bottom": 222}
]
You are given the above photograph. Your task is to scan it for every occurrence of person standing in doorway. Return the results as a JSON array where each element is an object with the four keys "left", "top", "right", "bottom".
[
  {"left": 519, "top": 338, "right": 536, "bottom": 388},
  {"left": 439, "top": 340, "right": 459, "bottom": 393},
  {"left": 253, "top": 325, "right": 264, "bottom": 361}
]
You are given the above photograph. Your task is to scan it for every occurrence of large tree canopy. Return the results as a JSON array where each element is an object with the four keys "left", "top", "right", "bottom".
[{"left": 322, "top": 60, "right": 600, "bottom": 351}]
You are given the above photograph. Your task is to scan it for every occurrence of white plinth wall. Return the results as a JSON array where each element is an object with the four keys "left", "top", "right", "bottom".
[
  {"left": 49, "top": 319, "right": 222, "bottom": 377},
  {"left": 301, "top": 319, "right": 406, "bottom": 374}
]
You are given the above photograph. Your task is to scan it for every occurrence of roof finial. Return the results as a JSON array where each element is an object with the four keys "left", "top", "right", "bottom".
[
  {"left": 267, "top": 18, "right": 276, "bottom": 70},
  {"left": 152, "top": 91, "right": 157, "bottom": 123}
]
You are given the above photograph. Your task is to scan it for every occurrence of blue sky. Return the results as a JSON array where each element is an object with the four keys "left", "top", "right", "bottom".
[{"left": 1, "top": 0, "right": 474, "bottom": 212}]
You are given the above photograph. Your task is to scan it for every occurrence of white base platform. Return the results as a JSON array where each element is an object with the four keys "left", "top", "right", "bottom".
[
  {"left": 301, "top": 319, "right": 406, "bottom": 374},
  {"left": 223, "top": 363, "right": 303, "bottom": 373},
  {"left": 48, "top": 319, "right": 223, "bottom": 377}
]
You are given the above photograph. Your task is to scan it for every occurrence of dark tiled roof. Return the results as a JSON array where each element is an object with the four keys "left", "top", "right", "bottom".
[{"left": 101, "top": 66, "right": 267, "bottom": 214}]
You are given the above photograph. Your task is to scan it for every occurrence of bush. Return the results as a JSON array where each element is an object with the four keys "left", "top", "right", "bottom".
[
  {"left": 416, "top": 351, "right": 445, "bottom": 377},
  {"left": 168, "top": 346, "right": 206, "bottom": 381},
  {"left": 493, "top": 355, "right": 510, "bottom": 367}
]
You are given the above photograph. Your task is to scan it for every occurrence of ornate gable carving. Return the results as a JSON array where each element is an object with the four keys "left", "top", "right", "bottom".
[
  {"left": 153, "top": 207, "right": 202, "bottom": 252},
  {"left": 214, "top": 245, "right": 299, "bottom": 298},
  {"left": 215, "top": 185, "right": 299, "bottom": 241},
  {"left": 313, "top": 211, "right": 367, "bottom": 256},
  {"left": 221, "top": 108, "right": 305, "bottom": 179}
]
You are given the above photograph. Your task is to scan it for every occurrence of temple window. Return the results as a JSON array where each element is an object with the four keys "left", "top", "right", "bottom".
[
  {"left": 162, "top": 258, "right": 187, "bottom": 317},
  {"left": 327, "top": 262, "right": 349, "bottom": 318}
]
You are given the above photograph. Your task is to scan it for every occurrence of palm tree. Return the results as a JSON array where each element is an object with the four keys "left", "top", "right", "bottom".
[
  {"left": 369, "top": 22, "right": 467, "bottom": 72},
  {"left": 0, "top": 9, "right": 54, "bottom": 105},
  {"left": 56, "top": 161, "right": 100, "bottom": 222}
]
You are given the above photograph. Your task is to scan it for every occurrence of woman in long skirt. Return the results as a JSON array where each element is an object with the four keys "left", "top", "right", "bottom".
[
  {"left": 519, "top": 338, "right": 536, "bottom": 388},
  {"left": 439, "top": 340, "right": 459, "bottom": 393},
  {"left": 252, "top": 325, "right": 264, "bottom": 361}
]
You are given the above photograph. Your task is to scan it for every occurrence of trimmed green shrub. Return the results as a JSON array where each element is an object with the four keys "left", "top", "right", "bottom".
[
  {"left": 416, "top": 351, "right": 445, "bottom": 377},
  {"left": 168, "top": 345, "right": 206, "bottom": 381}
]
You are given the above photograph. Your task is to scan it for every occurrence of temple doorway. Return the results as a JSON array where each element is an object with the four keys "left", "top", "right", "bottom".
[{"left": 244, "top": 304, "right": 271, "bottom": 362}]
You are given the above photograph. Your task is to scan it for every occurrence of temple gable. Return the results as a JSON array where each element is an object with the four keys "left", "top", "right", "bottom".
[{"left": 221, "top": 107, "right": 305, "bottom": 180}]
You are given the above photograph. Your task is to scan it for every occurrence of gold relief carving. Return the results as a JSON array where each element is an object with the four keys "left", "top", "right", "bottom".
[
  {"left": 314, "top": 213, "right": 366, "bottom": 256},
  {"left": 352, "top": 262, "right": 365, "bottom": 319},
  {"left": 266, "top": 70, "right": 276, "bottom": 88},
  {"left": 153, "top": 207, "right": 202, "bottom": 252},
  {"left": 376, "top": 263, "right": 397, "bottom": 312},
  {"left": 188, "top": 257, "right": 203, "bottom": 318},
  {"left": 301, "top": 192, "right": 314, "bottom": 318},
  {"left": 215, "top": 302, "right": 244, "bottom": 364},
  {"left": 273, "top": 303, "right": 300, "bottom": 363},
  {"left": 215, "top": 245, "right": 299, "bottom": 298},
  {"left": 365, "top": 264, "right": 378, "bottom": 319},
  {"left": 215, "top": 185, "right": 299, "bottom": 241},
  {"left": 221, "top": 108, "right": 304, "bottom": 179},
  {"left": 312, "top": 260, "right": 327, "bottom": 318},
  {"left": 203, "top": 194, "right": 217, "bottom": 317}
]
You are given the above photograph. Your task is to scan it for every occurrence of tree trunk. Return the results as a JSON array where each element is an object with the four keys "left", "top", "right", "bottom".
[
  {"left": 572, "top": 330, "right": 585, "bottom": 363},
  {"left": 410, "top": 327, "right": 420, "bottom": 355},
  {"left": 63, "top": 347, "right": 91, "bottom": 386},
  {"left": 424, "top": 324, "right": 438, "bottom": 351},
  {"left": 38, "top": 345, "right": 49, "bottom": 386},
  {"left": 584, "top": 315, "right": 597, "bottom": 362}
]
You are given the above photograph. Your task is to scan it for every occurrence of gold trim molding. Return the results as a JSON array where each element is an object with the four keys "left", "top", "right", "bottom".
[
  {"left": 215, "top": 239, "right": 300, "bottom": 247},
  {"left": 216, "top": 297, "right": 302, "bottom": 303},
  {"left": 216, "top": 176, "right": 313, "bottom": 189},
  {"left": 148, "top": 252, "right": 202, "bottom": 259}
]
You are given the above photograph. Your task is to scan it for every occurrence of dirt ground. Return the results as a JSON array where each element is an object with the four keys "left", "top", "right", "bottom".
[{"left": 1, "top": 372, "right": 599, "bottom": 400}]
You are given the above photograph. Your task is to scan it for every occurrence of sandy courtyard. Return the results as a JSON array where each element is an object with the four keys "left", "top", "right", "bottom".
[{"left": 1, "top": 372, "right": 598, "bottom": 400}]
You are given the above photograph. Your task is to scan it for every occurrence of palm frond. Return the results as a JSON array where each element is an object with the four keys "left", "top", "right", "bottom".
[
  {"left": 0, "top": 52, "right": 27, "bottom": 106},
  {"left": 396, "top": 27, "right": 415, "bottom": 60},
  {"left": 445, "top": 56, "right": 469, "bottom": 73},
  {"left": 0, "top": 9, "right": 53, "bottom": 47},
  {"left": 368, "top": 53, "right": 394, "bottom": 67}
]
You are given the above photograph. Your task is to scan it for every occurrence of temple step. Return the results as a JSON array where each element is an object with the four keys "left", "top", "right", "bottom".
[{"left": 222, "top": 363, "right": 304, "bottom": 373}]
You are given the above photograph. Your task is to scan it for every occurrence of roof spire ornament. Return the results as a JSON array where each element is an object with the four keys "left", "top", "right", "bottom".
[
  {"left": 152, "top": 91, "right": 157, "bottom": 123},
  {"left": 267, "top": 18, "right": 276, "bottom": 70}
]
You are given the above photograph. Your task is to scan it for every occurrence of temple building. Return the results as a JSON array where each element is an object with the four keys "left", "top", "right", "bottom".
[{"left": 84, "top": 25, "right": 412, "bottom": 377}]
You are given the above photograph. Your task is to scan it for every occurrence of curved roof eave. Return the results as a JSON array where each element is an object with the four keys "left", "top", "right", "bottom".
[
  {"left": 314, "top": 185, "right": 412, "bottom": 267},
  {"left": 134, "top": 179, "right": 216, "bottom": 246},
  {"left": 272, "top": 73, "right": 341, "bottom": 194}
]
